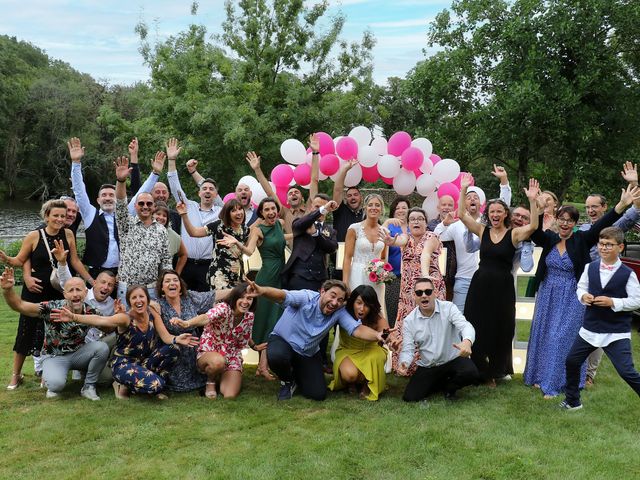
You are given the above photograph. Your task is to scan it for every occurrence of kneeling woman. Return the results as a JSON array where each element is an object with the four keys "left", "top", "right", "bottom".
[
  {"left": 171, "top": 282, "right": 264, "bottom": 399},
  {"left": 329, "top": 285, "right": 389, "bottom": 401},
  {"left": 54, "top": 285, "right": 198, "bottom": 399}
]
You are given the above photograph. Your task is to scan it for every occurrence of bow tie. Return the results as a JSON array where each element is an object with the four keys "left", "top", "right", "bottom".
[{"left": 600, "top": 263, "right": 615, "bottom": 271}]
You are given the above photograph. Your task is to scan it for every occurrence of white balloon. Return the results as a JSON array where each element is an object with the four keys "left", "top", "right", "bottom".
[
  {"left": 358, "top": 145, "right": 378, "bottom": 168},
  {"left": 280, "top": 139, "right": 307, "bottom": 165},
  {"left": 422, "top": 194, "right": 439, "bottom": 221},
  {"left": 412, "top": 138, "right": 433, "bottom": 158},
  {"left": 419, "top": 157, "right": 434, "bottom": 174},
  {"left": 370, "top": 137, "right": 388, "bottom": 156},
  {"left": 304, "top": 152, "right": 313, "bottom": 164},
  {"left": 416, "top": 174, "right": 437, "bottom": 197},
  {"left": 252, "top": 183, "right": 268, "bottom": 203},
  {"left": 432, "top": 158, "right": 460, "bottom": 184},
  {"left": 344, "top": 164, "right": 363, "bottom": 187},
  {"left": 393, "top": 170, "right": 416, "bottom": 196},
  {"left": 349, "top": 125, "right": 372, "bottom": 147},
  {"left": 238, "top": 175, "right": 259, "bottom": 190},
  {"left": 377, "top": 154, "right": 401, "bottom": 178}
]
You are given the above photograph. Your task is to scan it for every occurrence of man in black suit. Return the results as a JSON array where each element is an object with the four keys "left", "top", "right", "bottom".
[{"left": 283, "top": 194, "right": 339, "bottom": 291}]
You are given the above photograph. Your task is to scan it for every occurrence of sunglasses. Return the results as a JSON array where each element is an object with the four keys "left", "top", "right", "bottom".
[
  {"left": 414, "top": 289, "right": 433, "bottom": 297},
  {"left": 137, "top": 201, "right": 154, "bottom": 207}
]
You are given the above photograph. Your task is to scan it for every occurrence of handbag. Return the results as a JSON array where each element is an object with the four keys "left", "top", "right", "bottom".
[{"left": 40, "top": 229, "right": 63, "bottom": 292}]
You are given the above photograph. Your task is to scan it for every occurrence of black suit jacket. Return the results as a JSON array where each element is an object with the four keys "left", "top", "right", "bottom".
[{"left": 282, "top": 209, "right": 338, "bottom": 276}]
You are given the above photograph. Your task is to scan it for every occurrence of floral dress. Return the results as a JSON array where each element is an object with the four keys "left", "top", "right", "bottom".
[
  {"left": 205, "top": 220, "right": 249, "bottom": 289},
  {"left": 198, "top": 302, "right": 255, "bottom": 372}
]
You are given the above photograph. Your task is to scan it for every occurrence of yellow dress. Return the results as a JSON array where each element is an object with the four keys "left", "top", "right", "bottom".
[{"left": 329, "top": 327, "right": 387, "bottom": 401}]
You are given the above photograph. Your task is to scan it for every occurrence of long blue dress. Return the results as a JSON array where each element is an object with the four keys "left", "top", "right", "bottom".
[{"left": 524, "top": 247, "right": 586, "bottom": 396}]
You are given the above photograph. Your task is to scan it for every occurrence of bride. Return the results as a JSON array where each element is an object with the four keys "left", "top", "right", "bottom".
[{"left": 342, "top": 193, "right": 388, "bottom": 319}]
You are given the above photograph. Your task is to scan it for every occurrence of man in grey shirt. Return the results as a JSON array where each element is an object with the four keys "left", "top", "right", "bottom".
[{"left": 397, "top": 277, "right": 479, "bottom": 402}]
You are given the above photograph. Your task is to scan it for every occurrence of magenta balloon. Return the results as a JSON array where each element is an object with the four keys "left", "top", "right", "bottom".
[
  {"left": 275, "top": 185, "right": 291, "bottom": 208},
  {"left": 400, "top": 146, "right": 424, "bottom": 171},
  {"left": 361, "top": 164, "right": 380, "bottom": 183},
  {"left": 316, "top": 132, "right": 335, "bottom": 156},
  {"left": 429, "top": 153, "right": 442, "bottom": 165},
  {"left": 381, "top": 176, "right": 394, "bottom": 185},
  {"left": 437, "top": 182, "right": 460, "bottom": 200},
  {"left": 336, "top": 136, "right": 359, "bottom": 161},
  {"left": 387, "top": 131, "right": 412, "bottom": 156},
  {"left": 319, "top": 154, "right": 340, "bottom": 176},
  {"left": 293, "top": 163, "right": 312, "bottom": 185},
  {"left": 271, "top": 164, "right": 294, "bottom": 187},
  {"left": 452, "top": 172, "right": 474, "bottom": 189},
  {"left": 223, "top": 192, "right": 236, "bottom": 203}
]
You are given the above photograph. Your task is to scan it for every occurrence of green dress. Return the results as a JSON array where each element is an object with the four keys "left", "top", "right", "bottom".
[
  {"left": 251, "top": 222, "right": 286, "bottom": 343},
  {"left": 329, "top": 327, "right": 387, "bottom": 401}
]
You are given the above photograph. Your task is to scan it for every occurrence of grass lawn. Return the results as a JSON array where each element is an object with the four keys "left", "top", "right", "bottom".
[{"left": 1, "top": 293, "right": 639, "bottom": 480}]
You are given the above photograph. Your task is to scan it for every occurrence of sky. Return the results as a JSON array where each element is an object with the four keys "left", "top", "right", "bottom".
[{"left": 0, "top": 0, "right": 452, "bottom": 86}]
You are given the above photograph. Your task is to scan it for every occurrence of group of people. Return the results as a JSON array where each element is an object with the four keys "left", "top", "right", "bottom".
[{"left": 2, "top": 135, "right": 640, "bottom": 411}]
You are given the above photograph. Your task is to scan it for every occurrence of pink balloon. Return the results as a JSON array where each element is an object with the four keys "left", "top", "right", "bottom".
[
  {"left": 275, "top": 185, "right": 291, "bottom": 208},
  {"left": 271, "top": 164, "right": 294, "bottom": 187},
  {"left": 401, "top": 146, "right": 424, "bottom": 171},
  {"left": 316, "top": 132, "right": 335, "bottom": 156},
  {"left": 452, "top": 172, "right": 474, "bottom": 189},
  {"left": 387, "top": 131, "right": 412, "bottom": 156},
  {"left": 335, "top": 136, "right": 358, "bottom": 161},
  {"left": 361, "top": 164, "right": 380, "bottom": 183},
  {"left": 437, "top": 182, "right": 460, "bottom": 200},
  {"left": 381, "top": 176, "right": 394, "bottom": 185},
  {"left": 429, "top": 154, "right": 441, "bottom": 165},
  {"left": 319, "top": 154, "right": 340, "bottom": 176},
  {"left": 293, "top": 163, "right": 311, "bottom": 185},
  {"left": 223, "top": 192, "right": 236, "bottom": 203}
]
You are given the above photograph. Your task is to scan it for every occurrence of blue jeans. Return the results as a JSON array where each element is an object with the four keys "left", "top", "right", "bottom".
[{"left": 452, "top": 276, "right": 471, "bottom": 314}]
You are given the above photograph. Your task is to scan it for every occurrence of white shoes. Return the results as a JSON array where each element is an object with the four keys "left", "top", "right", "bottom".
[{"left": 80, "top": 385, "right": 101, "bottom": 401}]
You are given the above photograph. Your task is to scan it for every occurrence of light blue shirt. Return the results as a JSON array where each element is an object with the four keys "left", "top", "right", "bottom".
[
  {"left": 579, "top": 206, "right": 640, "bottom": 261},
  {"left": 70, "top": 163, "right": 119, "bottom": 268},
  {"left": 127, "top": 171, "right": 160, "bottom": 214},
  {"left": 271, "top": 290, "right": 361, "bottom": 357}
]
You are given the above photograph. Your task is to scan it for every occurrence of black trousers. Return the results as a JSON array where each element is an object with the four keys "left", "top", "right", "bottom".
[
  {"left": 565, "top": 335, "right": 640, "bottom": 406},
  {"left": 267, "top": 334, "right": 327, "bottom": 401},
  {"left": 403, "top": 357, "right": 479, "bottom": 402},
  {"left": 181, "top": 259, "right": 210, "bottom": 292}
]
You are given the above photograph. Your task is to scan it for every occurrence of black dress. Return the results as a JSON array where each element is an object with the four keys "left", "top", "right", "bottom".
[
  {"left": 464, "top": 228, "right": 516, "bottom": 381},
  {"left": 13, "top": 229, "right": 69, "bottom": 356}
]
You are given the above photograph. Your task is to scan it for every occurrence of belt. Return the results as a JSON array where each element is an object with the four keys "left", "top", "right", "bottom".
[{"left": 186, "top": 258, "right": 210, "bottom": 265}]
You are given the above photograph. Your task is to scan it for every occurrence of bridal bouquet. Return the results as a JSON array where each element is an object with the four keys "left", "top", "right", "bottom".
[{"left": 365, "top": 259, "right": 396, "bottom": 285}]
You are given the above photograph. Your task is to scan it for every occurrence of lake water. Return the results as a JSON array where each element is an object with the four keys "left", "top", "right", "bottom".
[{"left": 0, "top": 200, "right": 43, "bottom": 240}]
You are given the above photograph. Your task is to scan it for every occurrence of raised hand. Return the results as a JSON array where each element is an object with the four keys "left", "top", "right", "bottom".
[
  {"left": 67, "top": 137, "right": 85, "bottom": 163},
  {"left": 176, "top": 202, "right": 188, "bottom": 216},
  {"left": 309, "top": 133, "right": 320, "bottom": 152},
  {"left": 442, "top": 211, "right": 458, "bottom": 226},
  {"left": 0, "top": 267, "right": 15, "bottom": 290},
  {"left": 381, "top": 228, "right": 396, "bottom": 246},
  {"left": 114, "top": 156, "right": 131, "bottom": 182},
  {"left": 246, "top": 279, "right": 263, "bottom": 297},
  {"left": 523, "top": 178, "right": 540, "bottom": 202},
  {"left": 169, "top": 317, "right": 190, "bottom": 329},
  {"left": 324, "top": 200, "right": 339, "bottom": 212},
  {"left": 460, "top": 172, "right": 473, "bottom": 190},
  {"left": 50, "top": 306, "right": 75, "bottom": 323},
  {"left": 343, "top": 159, "right": 358, "bottom": 172},
  {"left": 51, "top": 239, "right": 68, "bottom": 264},
  {"left": 175, "top": 333, "right": 200, "bottom": 347},
  {"left": 216, "top": 232, "right": 239, "bottom": 248},
  {"left": 619, "top": 184, "right": 640, "bottom": 208},
  {"left": 491, "top": 164, "right": 508, "bottom": 183},
  {"left": 621, "top": 161, "right": 638, "bottom": 185},
  {"left": 166, "top": 137, "right": 181, "bottom": 160},
  {"left": 186, "top": 159, "right": 198, "bottom": 174},
  {"left": 246, "top": 151, "right": 261, "bottom": 171},
  {"left": 128, "top": 137, "right": 139, "bottom": 163},
  {"left": 151, "top": 151, "right": 167, "bottom": 175},
  {"left": 114, "top": 299, "right": 125, "bottom": 315},
  {"left": 425, "top": 234, "right": 441, "bottom": 252}
]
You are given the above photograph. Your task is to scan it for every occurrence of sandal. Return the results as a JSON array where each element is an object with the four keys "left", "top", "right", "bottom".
[
  {"left": 6, "top": 373, "right": 24, "bottom": 390},
  {"left": 205, "top": 381, "right": 217, "bottom": 399},
  {"left": 256, "top": 367, "right": 276, "bottom": 381},
  {"left": 112, "top": 381, "right": 129, "bottom": 400}
]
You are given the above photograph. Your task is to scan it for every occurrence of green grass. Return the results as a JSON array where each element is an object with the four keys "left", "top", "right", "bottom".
[{"left": 1, "top": 293, "right": 640, "bottom": 479}]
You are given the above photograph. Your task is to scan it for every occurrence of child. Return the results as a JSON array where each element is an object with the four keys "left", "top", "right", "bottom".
[{"left": 561, "top": 227, "right": 640, "bottom": 410}]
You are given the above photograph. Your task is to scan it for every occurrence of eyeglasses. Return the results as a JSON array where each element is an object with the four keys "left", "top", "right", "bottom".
[
  {"left": 512, "top": 212, "right": 530, "bottom": 221},
  {"left": 414, "top": 289, "right": 433, "bottom": 297},
  {"left": 137, "top": 201, "right": 154, "bottom": 207},
  {"left": 409, "top": 217, "right": 426, "bottom": 223},
  {"left": 598, "top": 242, "right": 619, "bottom": 250},
  {"left": 556, "top": 218, "right": 575, "bottom": 225}
]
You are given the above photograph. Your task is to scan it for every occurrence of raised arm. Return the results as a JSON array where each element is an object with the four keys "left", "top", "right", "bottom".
[
  {"left": 332, "top": 160, "right": 358, "bottom": 204},
  {"left": 115, "top": 156, "right": 131, "bottom": 201},
  {"left": 170, "top": 313, "right": 210, "bottom": 329},
  {"left": 128, "top": 137, "right": 141, "bottom": 194},
  {"left": 51, "top": 306, "right": 130, "bottom": 329},
  {"left": 1, "top": 267, "right": 41, "bottom": 317},
  {"left": 247, "top": 279, "right": 287, "bottom": 304},
  {"left": 176, "top": 202, "right": 208, "bottom": 237},
  {"left": 511, "top": 178, "right": 540, "bottom": 244},
  {"left": 127, "top": 151, "right": 164, "bottom": 214},
  {"left": 308, "top": 134, "right": 320, "bottom": 203},
  {"left": 492, "top": 164, "right": 512, "bottom": 206},
  {"left": 420, "top": 234, "right": 441, "bottom": 277},
  {"left": 68, "top": 137, "right": 98, "bottom": 227},
  {"left": 247, "top": 151, "right": 280, "bottom": 206},
  {"left": 458, "top": 173, "right": 483, "bottom": 237}
]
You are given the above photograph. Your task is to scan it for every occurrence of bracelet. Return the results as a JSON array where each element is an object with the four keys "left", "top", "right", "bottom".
[
  {"left": 172, "top": 336, "right": 177, "bottom": 345},
  {"left": 179, "top": 212, "right": 187, "bottom": 216},
  {"left": 250, "top": 343, "right": 257, "bottom": 351},
  {"left": 188, "top": 170, "right": 196, "bottom": 175}
]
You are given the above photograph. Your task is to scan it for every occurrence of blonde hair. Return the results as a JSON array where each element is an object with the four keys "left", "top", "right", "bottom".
[
  {"left": 363, "top": 193, "right": 385, "bottom": 220},
  {"left": 40, "top": 199, "right": 67, "bottom": 220}
]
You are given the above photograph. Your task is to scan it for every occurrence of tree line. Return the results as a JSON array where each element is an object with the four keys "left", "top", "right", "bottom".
[{"left": 1, "top": 0, "right": 639, "bottom": 204}]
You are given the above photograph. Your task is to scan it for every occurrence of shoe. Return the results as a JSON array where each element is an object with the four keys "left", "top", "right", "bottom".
[
  {"left": 205, "top": 381, "right": 217, "bottom": 399},
  {"left": 80, "top": 385, "right": 101, "bottom": 401},
  {"left": 156, "top": 393, "right": 169, "bottom": 400},
  {"left": 112, "top": 381, "right": 129, "bottom": 400},
  {"left": 277, "top": 381, "right": 296, "bottom": 400},
  {"left": 559, "top": 400, "right": 583, "bottom": 411},
  {"left": 6, "top": 373, "right": 24, "bottom": 390},
  {"left": 71, "top": 370, "right": 83, "bottom": 381},
  {"left": 498, "top": 374, "right": 512, "bottom": 382},
  {"left": 46, "top": 390, "right": 60, "bottom": 399},
  {"left": 322, "top": 364, "right": 333, "bottom": 375}
]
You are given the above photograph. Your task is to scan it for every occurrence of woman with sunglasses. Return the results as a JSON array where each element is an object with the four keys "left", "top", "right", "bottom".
[
  {"left": 458, "top": 174, "right": 540, "bottom": 386},
  {"left": 524, "top": 185, "right": 640, "bottom": 398}
]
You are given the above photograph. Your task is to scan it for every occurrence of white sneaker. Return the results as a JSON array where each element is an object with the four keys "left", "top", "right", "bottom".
[
  {"left": 80, "top": 385, "right": 101, "bottom": 401},
  {"left": 46, "top": 390, "right": 59, "bottom": 399}
]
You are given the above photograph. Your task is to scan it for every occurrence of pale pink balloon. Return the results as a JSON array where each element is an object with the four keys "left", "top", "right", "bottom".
[
  {"left": 293, "top": 163, "right": 312, "bottom": 186},
  {"left": 429, "top": 154, "right": 442, "bottom": 165},
  {"left": 319, "top": 154, "right": 340, "bottom": 176},
  {"left": 223, "top": 192, "right": 236, "bottom": 203},
  {"left": 401, "top": 146, "right": 424, "bottom": 171},
  {"left": 271, "top": 164, "right": 294, "bottom": 187},
  {"left": 316, "top": 132, "right": 335, "bottom": 156},
  {"left": 361, "top": 164, "right": 380, "bottom": 183},
  {"left": 437, "top": 182, "right": 460, "bottom": 200},
  {"left": 336, "top": 136, "right": 358, "bottom": 161},
  {"left": 387, "top": 131, "right": 412, "bottom": 156},
  {"left": 451, "top": 172, "right": 474, "bottom": 189}
]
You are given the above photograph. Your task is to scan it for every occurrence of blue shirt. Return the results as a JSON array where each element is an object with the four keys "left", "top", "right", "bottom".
[
  {"left": 387, "top": 223, "right": 409, "bottom": 275},
  {"left": 271, "top": 290, "right": 361, "bottom": 357}
]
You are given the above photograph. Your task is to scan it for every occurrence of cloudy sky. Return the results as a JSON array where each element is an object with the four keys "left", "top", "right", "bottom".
[{"left": 1, "top": 0, "right": 451, "bottom": 85}]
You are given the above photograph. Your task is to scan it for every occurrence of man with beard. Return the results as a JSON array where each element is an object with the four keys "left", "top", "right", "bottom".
[
  {"left": 166, "top": 138, "right": 223, "bottom": 291},
  {"left": 1, "top": 268, "right": 110, "bottom": 400},
  {"left": 68, "top": 137, "right": 120, "bottom": 280},
  {"left": 248, "top": 278, "right": 386, "bottom": 401},
  {"left": 234, "top": 182, "right": 258, "bottom": 226}
]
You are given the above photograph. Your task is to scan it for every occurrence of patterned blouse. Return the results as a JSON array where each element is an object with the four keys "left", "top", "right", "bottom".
[
  {"left": 110, "top": 314, "right": 161, "bottom": 365},
  {"left": 39, "top": 300, "right": 97, "bottom": 355},
  {"left": 205, "top": 220, "right": 248, "bottom": 289},
  {"left": 198, "top": 302, "right": 254, "bottom": 360},
  {"left": 116, "top": 198, "right": 172, "bottom": 285}
]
